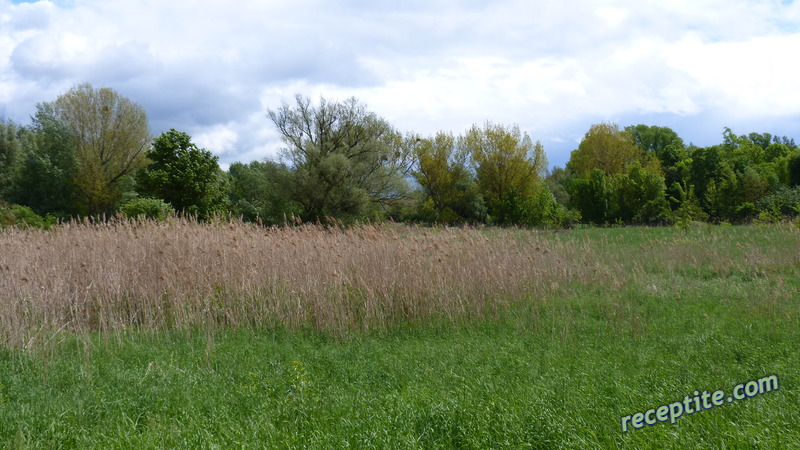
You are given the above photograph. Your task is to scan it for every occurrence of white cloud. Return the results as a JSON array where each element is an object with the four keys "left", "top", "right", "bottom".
[
  {"left": 1, "top": 0, "right": 799, "bottom": 170},
  {"left": 193, "top": 125, "right": 238, "bottom": 155}
]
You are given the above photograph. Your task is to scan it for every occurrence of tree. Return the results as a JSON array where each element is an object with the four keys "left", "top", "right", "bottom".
[
  {"left": 10, "top": 103, "right": 80, "bottom": 217},
  {"left": 461, "top": 122, "right": 547, "bottom": 224},
  {"left": 567, "top": 123, "right": 644, "bottom": 177},
  {"left": 545, "top": 166, "right": 572, "bottom": 207},
  {"left": 137, "top": 129, "right": 225, "bottom": 216},
  {"left": 570, "top": 168, "right": 613, "bottom": 224},
  {"left": 738, "top": 166, "right": 769, "bottom": 204},
  {"left": 412, "top": 131, "right": 485, "bottom": 224},
  {"left": 52, "top": 83, "right": 150, "bottom": 214},
  {"left": 625, "top": 124, "right": 685, "bottom": 168},
  {"left": 0, "top": 118, "right": 22, "bottom": 201},
  {"left": 788, "top": 153, "right": 800, "bottom": 187},
  {"left": 765, "top": 143, "right": 791, "bottom": 162},
  {"left": 615, "top": 162, "right": 670, "bottom": 224},
  {"left": 228, "top": 160, "right": 300, "bottom": 224},
  {"left": 268, "top": 95, "right": 412, "bottom": 222}
]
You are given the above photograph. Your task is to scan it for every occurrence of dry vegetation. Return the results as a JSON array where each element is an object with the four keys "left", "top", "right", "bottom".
[
  {"left": 0, "top": 219, "right": 600, "bottom": 349},
  {"left": 1, "top": 218, "right": 798, "bottom": 350}
]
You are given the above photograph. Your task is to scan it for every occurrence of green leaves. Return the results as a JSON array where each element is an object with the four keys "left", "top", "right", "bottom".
[
  {"left": 412, "top": 131, "right": 486, "bottom": 224},
  {"left": 268, "top": 95, "right": 411, "bottom": 222},
  {"left": 52, "top": 83, "right": 150, "bottom": 215},
  {"left": 137, "top": 129, "right": 225, "bottom": 218},
  {"left": 568, "top": 122, "right": 644, "bottom": 177}
]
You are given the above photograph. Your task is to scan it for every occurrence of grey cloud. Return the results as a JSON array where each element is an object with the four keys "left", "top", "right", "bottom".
[
  {"left": 89, "top": 41, "right": 159, "bottom": 84},
  {"left": 10, "top": 34, "right": 78, "bottom": 81},
  {"left": 3, "top": 0, "right": 800, "bottom": 171}
]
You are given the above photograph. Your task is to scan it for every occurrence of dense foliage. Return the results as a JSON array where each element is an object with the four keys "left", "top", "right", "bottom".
[
  {"left": 136, "top": 129, "right": 226, "bottom": 217},
  {"left": 2, "top": 84, "right": 799, "bottom": 227}
]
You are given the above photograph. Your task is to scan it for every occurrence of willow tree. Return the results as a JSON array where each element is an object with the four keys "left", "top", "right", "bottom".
[
  {"left": 412, "top": 131, "right": 485, "bottom": 224},
  {"left": 460, "top": 122, "right": 548, "bottom": 224},
  {"left": 268, "top": 95, "right": 412, "bottom": 221},
  {"left": 53, "top": 83, "right": 150, "bottom": 214}
]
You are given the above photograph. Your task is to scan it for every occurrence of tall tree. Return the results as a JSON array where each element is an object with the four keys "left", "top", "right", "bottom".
[
  {"left": 137, "top": 129, "right": 225, "bottom": 217},
  {"left": 570, "top": 168, "right": 613, "bottom": 225},
  {"left": 461, "top": 122, "right": 547, "bottom": 224},
  {"left": 625, "top": 124, "right": 685, "bottom": 168},
  {"left": 10, "top": 103, "right": 80, "bottom": 217},
  {"left": 228, "top": 160, "right": 300, "bottom": 224},
  {"left": 412, "top": 131, "right": 485, "bottom": 223},
  {"left": 787, "top": 153, "right": 800, "bottom": 187},
  {"left": 567, "top": 122, "right": 644, "bottom": 177},
  {"left": 615, "top": 162, "right": 670, "bottom": 224},
  {"left": 52, "top": 83, "right": 150, "bottom": 214},
  {"left": 268, "top": 95, "right": 412, "bottom": 221},
  {"left": 0, "top": 118, "right": 22, "bottom": 201}
]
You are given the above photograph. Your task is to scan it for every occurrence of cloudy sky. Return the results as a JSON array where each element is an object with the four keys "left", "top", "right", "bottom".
[{"left": 2, "top": 0, "right": 800, "bottom": 169}]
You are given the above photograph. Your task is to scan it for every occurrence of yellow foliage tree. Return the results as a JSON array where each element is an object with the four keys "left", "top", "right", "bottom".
[
  {"left": 53, "top": 83, "right": 150, "bottom": 214},
  {"left": 567, "top": 122, "right": 644, "bottom": 177}
]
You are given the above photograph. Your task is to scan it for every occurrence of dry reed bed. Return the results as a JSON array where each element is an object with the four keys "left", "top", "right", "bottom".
[
  {"left": 1, "top": 219, "right": 798, "bottom": 349},
  {"left": 0, "top": 219, "right": 609, "bottom": 348}
]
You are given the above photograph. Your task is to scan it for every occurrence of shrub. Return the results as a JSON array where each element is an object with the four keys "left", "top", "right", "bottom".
[
  {"left": 0, "top": 203, "right": 56, "bottom": 229},
  {"left": 120, "top": 197, "right": 174, "bottom": 221},
  {"left": 756, "top": 186, "right": 800, "bottom": 218}
]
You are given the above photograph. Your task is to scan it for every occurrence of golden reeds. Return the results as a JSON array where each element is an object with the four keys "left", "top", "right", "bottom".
[
  {"left": 1, "top": 218, "right": 797, "bottom": 350},
  {"left": 0, "top": 218, "right": 594, "bottom": 348}
]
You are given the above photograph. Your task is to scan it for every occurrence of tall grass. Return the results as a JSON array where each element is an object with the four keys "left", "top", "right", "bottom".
[
  {"left": 1, "top": 222, "right": 799, "bottom": 447},
  {"left": 0, "top": 218, "right": 582, "bottom": 349},
  {"left": 1, "top": 218, "right": 798, "bottom": 351}
]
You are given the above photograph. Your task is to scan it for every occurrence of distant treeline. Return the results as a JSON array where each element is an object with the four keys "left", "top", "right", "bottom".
[{"left": 2, "top": 83, "right": 800, "bottom": 229}]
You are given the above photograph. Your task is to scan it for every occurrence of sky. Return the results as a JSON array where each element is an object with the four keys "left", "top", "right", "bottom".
[{"left": 2, "top": 0, "right": 800, "bottom": 170}]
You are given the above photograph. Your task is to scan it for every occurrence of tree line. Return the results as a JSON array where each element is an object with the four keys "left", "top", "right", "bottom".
[{"left": 2, "top": 83, "right": 800, "bottom": 228}]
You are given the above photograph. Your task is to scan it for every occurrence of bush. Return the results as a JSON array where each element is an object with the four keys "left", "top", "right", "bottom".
[
  {"left": 0, "top": 203, "right": 57, "bottom": 229},
  {"left": 756, "top": 187, "right": 800, "bottom": 217},
  {"left": 120, "top": 198, "right": 174, "bottom": 221}
]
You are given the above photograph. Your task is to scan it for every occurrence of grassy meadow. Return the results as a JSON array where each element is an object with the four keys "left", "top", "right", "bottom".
[{"left": 0, "top": 220, "right": 798, "bottom": 448}]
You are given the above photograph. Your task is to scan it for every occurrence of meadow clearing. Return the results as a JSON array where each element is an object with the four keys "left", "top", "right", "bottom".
[{"left": 0, "top": 220, "right": 798, "bottom": 448}]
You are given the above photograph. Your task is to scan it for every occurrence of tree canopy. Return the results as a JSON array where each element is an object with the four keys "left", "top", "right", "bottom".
[
  {"left": 4, "top": 86, "right": 800, "bottom": 229},
  {"left": 268, "top": 95, "right": 412, "bottom": 222},
  {"left": 461, "top": 122, "right": 548, "bottom": 224},
  {"left": 137, "top": 129, "right": 225, "bottom": 217},
  {"left": 567, "top": 122, "right": 644, "bottom": 177},
  {"left": 51, "top": 83, "right": 150, "bottom": 214}
]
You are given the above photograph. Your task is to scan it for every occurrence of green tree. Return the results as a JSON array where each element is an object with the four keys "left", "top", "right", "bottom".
[
  {"left": 689, "top": 145, "right": 725, "bottom": 205},
  {"left": 545, "top": 166, "right": 572, "bottom": 207},
  {"left": 669, "top": 181, "right": 708, "bottom": 225},
  {"left": 0, "top": 119, "right": 22, "bottom": 201},
  {"left": 461, "top": 122, "right": 547, "bottom": 224},
  {"left": 567, "top": 123, "right": 644, "bottom": 177},
  {"left": 52, "top": 83, "right": 150, "bottom": 214},
  {"left": 787, "top": 153, "right": 800, "bottom": 187},
  {"left": 615, "top": 162, "right": 670, "bottom": 224},
  {"left": 625, "top": 124, "right": 686, "bottom": 168},
  {"left": 412, "top": 131, "right": 485, "bottom": 224},
  {"left": 10, "top": 103, "right": 80, "bottom": 217},
  {"left": 738, "top": 166, "right": 769, "bottom": 205},
  {"left": 765, "top": 143, "right": 791, "bottom": 162},
  {"left": 570, "top": 168, "right": 614, "bottom": 225},
  {"left": 137, "top": 129, "right": 225, "bottom": 217},
  {"left": 268, "top": 95, "right": 412, "bottom": 222},
  {"left": 228, "top": 160, "right": 300, "bottom": 224}
]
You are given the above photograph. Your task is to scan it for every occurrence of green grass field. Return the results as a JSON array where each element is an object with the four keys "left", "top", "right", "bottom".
[{"left": 0, "top": 223, "right": 798, "bottom": 448}]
